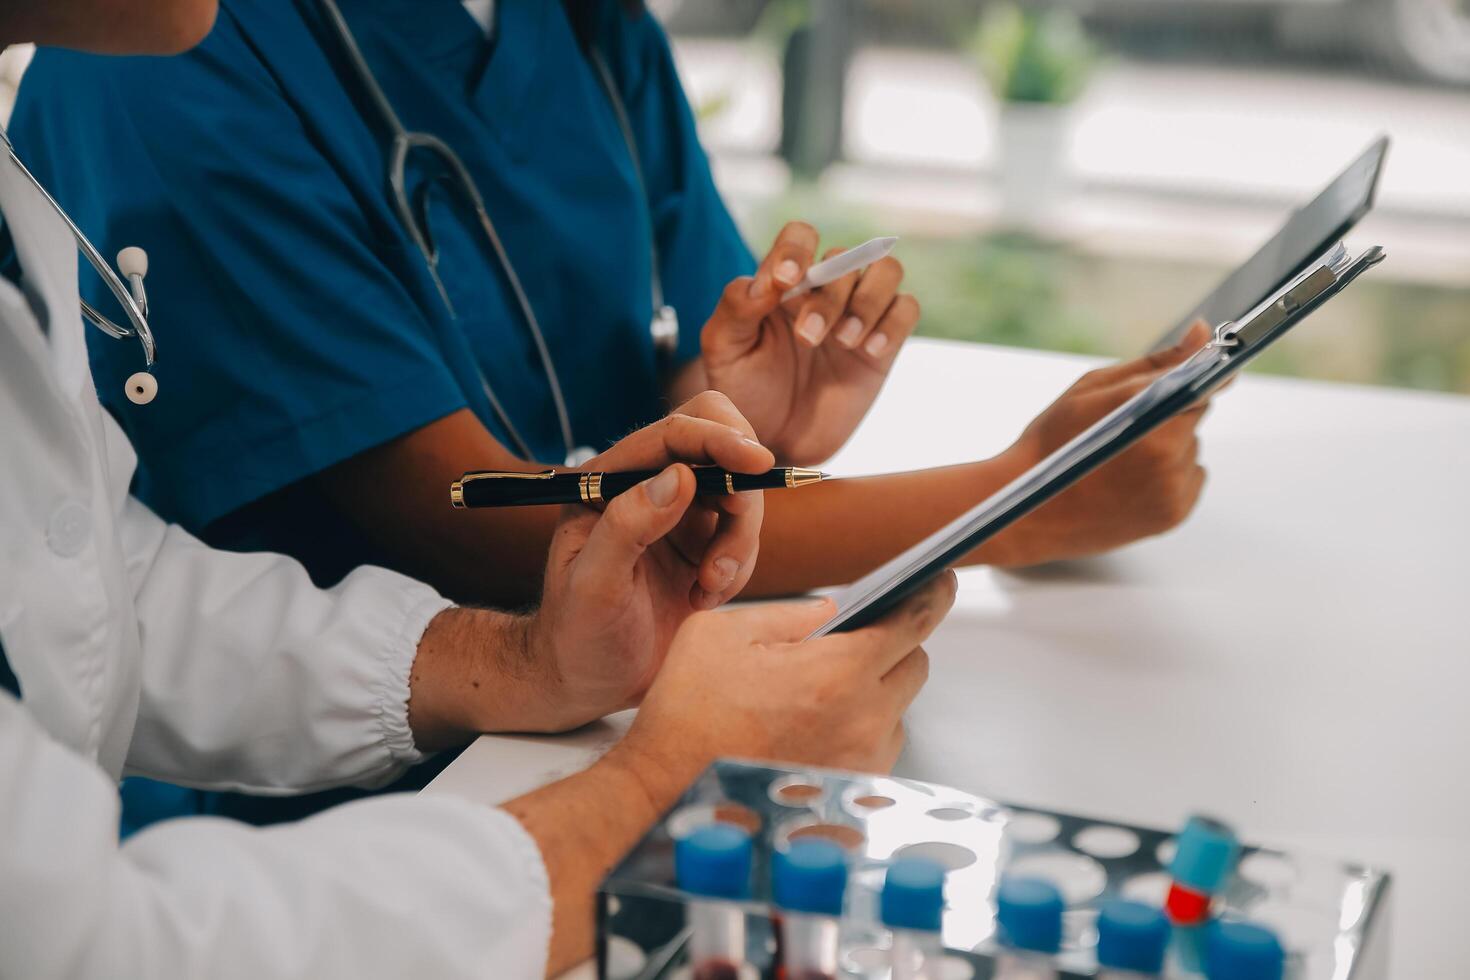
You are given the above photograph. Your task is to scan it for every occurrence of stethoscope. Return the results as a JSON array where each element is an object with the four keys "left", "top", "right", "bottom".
[
  {"left": 1, "top": 130, "right": 159, "bottom": 406},
  {"left": 316, "top": 0, "right": 678, "bottom": 468}
]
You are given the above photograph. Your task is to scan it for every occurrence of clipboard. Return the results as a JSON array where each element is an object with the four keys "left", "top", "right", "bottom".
[
  {"left": 1149, "top": 136, "right": 1388, "bottom": 352},
  {"left": 812, "top": 242, "right": 1386, "bottom": 638}
]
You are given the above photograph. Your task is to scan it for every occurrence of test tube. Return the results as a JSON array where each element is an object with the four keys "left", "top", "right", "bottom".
[
  {"left": 993, "top": 876, "right": 1065, "bottom": 980},
  {"left": 1095, "top": 900, "right": 1170, "bottom": 978},
  {"left": 881, "top": 858, "right": 947, "bottom": 980},
  {"left": 1204, "top": 921, "right": 1286, "bottom": 980},
  {"left": 772, "top": 838, "right": 848, "bottom": 980},
  {"left": 675, "top": 823, "right": 755, "bottom": 980},
  {"left": 1165, "top": 815, "right": 1240, "bottom": 926}
]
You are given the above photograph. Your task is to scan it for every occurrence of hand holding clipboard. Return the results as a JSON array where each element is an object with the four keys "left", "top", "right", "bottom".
[{"left": 813, "top": 242, "right": 1386, "bottom": 638}]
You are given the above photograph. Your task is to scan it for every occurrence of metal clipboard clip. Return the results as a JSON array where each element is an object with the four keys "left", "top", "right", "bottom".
[{"left": 1207, "top": 243, "right": 1387, "bottom": 359}]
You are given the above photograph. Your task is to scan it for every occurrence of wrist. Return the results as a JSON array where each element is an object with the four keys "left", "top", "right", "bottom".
[
  {"left": 520, "top": 609, "right": 590, "bottom": 734},
  {"left": 968, "top": 442, "right": 1053, "bottom": 568},
  {"left": 598, "top": 732, "right": 707, "bottom": 826},
  {"left": 411, "top": 607, "right": 563, "bottom": 747}
]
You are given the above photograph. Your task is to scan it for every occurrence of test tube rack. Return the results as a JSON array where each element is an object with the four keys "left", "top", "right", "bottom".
[{"left": 596, "top": 760, "right": 1390, "bottom": 980}]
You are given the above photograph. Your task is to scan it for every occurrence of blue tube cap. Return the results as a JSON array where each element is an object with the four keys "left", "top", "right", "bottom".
[
  {"left": 773, "top": 839, "right": 849, "bottom": 915},
  {"left": 1169, "top": 815, "right": 1241, "bottom": 894},
  {"left": 881, "top": 858, "right": 946, "bottom": 932},
  {"left": 996, "top": 876, "right": 1064, "bottom": 954},
  {"left": 675, "top": 823, "right": 753, "bottom": 900},
  {"left": 1096, "top": 900, "right": 1170, "bottom": 973},
  {"left": 1205, "top": 921, "right": 1285, "bottom": 980}
]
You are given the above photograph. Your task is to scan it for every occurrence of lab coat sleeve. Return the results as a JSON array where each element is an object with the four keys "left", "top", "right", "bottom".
[
  {"left": 117, "top": 483, "right": 454, "bottom": 793},
  {"left": 0, "top": 691, "right": 551, "bottom": 979}
]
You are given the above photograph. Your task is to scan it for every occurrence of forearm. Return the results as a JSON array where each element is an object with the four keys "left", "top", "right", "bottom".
[
  {"left": 747, "top": 451, "right": 1038, "bottom": 596},
  {"left": 503, "top": 740, "right": 702, "bottom": 977},
  {"left": 315, "top": 409, "right": 561, "bottom": 608}
]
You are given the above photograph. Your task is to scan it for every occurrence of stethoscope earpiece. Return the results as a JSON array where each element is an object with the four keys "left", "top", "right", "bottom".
[
  {"left": 5, "top": 141, "right": 162, "bottom": 403},
  {"left": 116, "top": 246, "right": 149, "bottom": 280},
  {"left": 125, "top": 372, "right": 158, "bottom": 405}
]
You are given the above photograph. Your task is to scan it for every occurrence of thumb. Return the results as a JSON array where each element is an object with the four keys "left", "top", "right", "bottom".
[
  {"left": 573, "top": 465, "right": 695, "bottom": 595},
  {"left": 1175, "top": 318, "right": 1212, "bottom": 355},
  {"left": 701, "top": 276, "right": 777, "bottom": 358},
  {"left": 1082, "top": 319, "right": 1214, "bottom": 390},
  {"left": 709, "top": 595, "right": 838, "bottom": 645},
  {"left": 1145, "top": 319, "right": 1212, "bottom": 371}
]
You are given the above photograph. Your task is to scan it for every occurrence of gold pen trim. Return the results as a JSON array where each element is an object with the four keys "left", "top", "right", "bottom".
[
  {"left": 458, "top": 468, "right": 558, "bottom": 483},
  {"left": 451, "top": 469, "right": 557, "bottom": 509},
  {"left": 725, "top": 472, "right": 735, "bottom": 494},
  {"left": 578, "top": 472, "right": 604, "bottom": 503}
]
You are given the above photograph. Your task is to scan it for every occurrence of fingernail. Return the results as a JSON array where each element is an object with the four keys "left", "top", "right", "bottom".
[
  {"left": 798, "top": 312, "right": 827, "bottom": 346},
  {"left": 863, "top": 332, "right": 889, "bottom": 357},
  {"left": 775, "top": 260, "right": 801, "bottom": 285},
  {"left": 646, "top": 467, "right": 680, "bottom": 508},
  {"left": 714, "top": 557, "right": 740, "bottom": 587},
  {"left": 836, "top": 316, "right": 864, "bottom": 348},
  {"left": 742, "top": 436, "right": 766, "bottom": 451},
  {"left": 692, "top": 586, "right": 721, "bottom": 611},
  {"left": 747, "top": 276, "right": 766, "bottom": 299}
]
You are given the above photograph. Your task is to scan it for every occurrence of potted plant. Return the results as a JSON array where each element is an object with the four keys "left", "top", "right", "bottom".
[{"left": 972, "top": 2, "right": 1095, "bottom": 228}]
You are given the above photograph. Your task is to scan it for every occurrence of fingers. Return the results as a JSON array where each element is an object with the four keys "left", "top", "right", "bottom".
[
  {"left": 668, "top": 504, "right": 718, "bottom": 569},
  {"left": 1076, "top": 362, "right": 1175, "bottom": 416},
  {"left": 1076, "top": 319, "right": 1214, "bottom": 391},
  {"left": 1181, "top": 318, "right": 1213, "bottom": 350},
  {"left": 702, "top": 276, "right": 775, "bottom": 355},
  {"left": 818, "top": 571, "right": 958, "bottom": 673},
  {"left": 880, "top": 646, "right": 930, "bottom": 712},
  {"left": 675, "top": 389, "right": 761, "bottom": 440},
  {"left": 832, "top": 255, "right": 904, "bottom": 351},
  {"left": 1152, "top": 405, "right": 1206, "bottom": 447},
  {"left": 588, "top": 394, "right": 774, "bottom": 474},
  {"left": 1186, "top": 464, "right": 1208, "bottom": 507},
  {"left": 860, "top": 293, "right": 920, "bottom": 363},
  {"left": 751, "top": 221, "right": 819, "bottom": 302},
  {"left": 574, "top": 464, "right": 696, "bottom": 598},
  {"left": 791, "top": 247, "right": 861, "bottom": 347},
  {"left": 875, "top": 721, "right": 908, "bottom": 774},
  {"left": 709, "top": 595, "right": 839, "bottom": 644},
  {"left": 690, "top": 491, "right": 764, "bottom": 610}
]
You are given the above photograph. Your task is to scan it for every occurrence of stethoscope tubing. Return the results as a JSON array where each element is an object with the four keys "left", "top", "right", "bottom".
[
  {"left": 316, "top": 0, "right": 673, "bottom": 467},
  {"left": 2, "top": 133, "right": 156, "bottom": 369}
]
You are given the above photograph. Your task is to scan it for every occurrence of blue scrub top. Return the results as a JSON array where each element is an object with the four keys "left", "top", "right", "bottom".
[{"left": 10, "top": 0, "right": 753, "bottom": 583}]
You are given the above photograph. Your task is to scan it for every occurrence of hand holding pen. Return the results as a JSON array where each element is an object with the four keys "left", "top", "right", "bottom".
[
  {"left": 699, "top": 224, "right": 918, "bottom": 465},
  {"left": 516, "top": 391, "right": 774, "bottom": 610}
]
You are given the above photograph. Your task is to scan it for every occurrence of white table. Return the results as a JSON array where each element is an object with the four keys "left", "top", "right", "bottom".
[{"left": 424, "top": 339, "right": 1470, "bottom": 979}]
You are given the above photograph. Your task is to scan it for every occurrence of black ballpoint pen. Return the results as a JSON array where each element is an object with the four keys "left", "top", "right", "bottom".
[{"left": 450, "top": 466, "right": 828, "bottom": 508}]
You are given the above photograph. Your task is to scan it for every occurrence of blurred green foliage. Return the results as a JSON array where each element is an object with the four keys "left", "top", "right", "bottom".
[{"left": 972, "top": 3, "right": 1096, "bottom": 104}]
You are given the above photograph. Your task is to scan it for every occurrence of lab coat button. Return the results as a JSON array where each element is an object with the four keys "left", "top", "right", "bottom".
[{"left": 47, "top": 501, "right": 91, "bottom": 558}]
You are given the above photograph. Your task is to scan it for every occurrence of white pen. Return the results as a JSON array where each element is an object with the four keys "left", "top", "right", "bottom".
[{"left": 780, "top": 235, "right": 898, "bottom": 302}]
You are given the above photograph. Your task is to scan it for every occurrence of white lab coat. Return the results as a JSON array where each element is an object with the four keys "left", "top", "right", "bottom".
[{"left": 0, "top": 146, "right": 551, "bottom": 976}]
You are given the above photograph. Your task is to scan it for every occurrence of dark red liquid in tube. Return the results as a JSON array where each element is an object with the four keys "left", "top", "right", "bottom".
[
  {"left": 776, "top": 967, "right": 837, "bottom": 980},
  {"left": 693, "top": 960, "right": 741, "bottom": 980}
]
